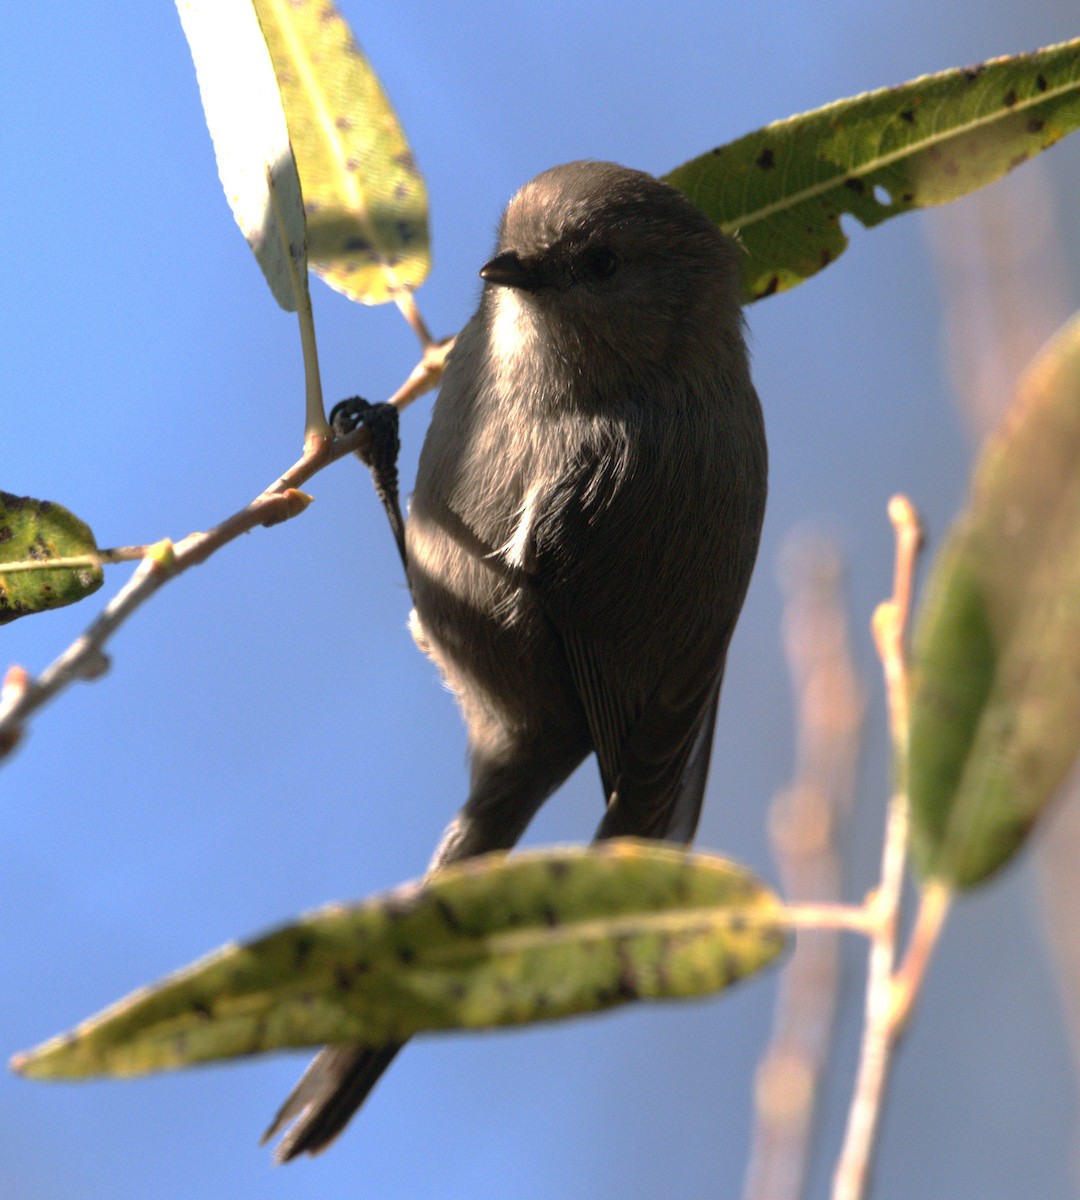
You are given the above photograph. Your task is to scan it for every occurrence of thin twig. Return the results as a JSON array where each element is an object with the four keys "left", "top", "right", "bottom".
[
  {"left": 744, "top": 536, "right": 865, "bottom": 1200},
  {"left": 0, "top": 424, "right": 376, "bottom": 759},
  {"left": 0, "top": 314, "right": 461, "bottom": 763},
  {"left": 832, "top": 496, "right": 923, "bottom": 1200}
]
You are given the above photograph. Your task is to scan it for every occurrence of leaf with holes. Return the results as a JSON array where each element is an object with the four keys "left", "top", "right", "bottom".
[
  {"left": 665, "top": 38, "right": 1080, "bottom": 302},
  {"left": 909, "top": 311, "right": 1080, "bottom": 888},
  {"left": 251, "top": 0, "right": 429, "bottom": 305},
  {"left": 12, "top": 842, "right": 785, "bottom": 1080},
  {"left": 0, "top": 493, "right": 103, "bottom": 624}
]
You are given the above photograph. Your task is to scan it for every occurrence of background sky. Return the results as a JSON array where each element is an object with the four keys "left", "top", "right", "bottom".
[{"left": 4, "top": 3, "right": 1080, "bottom": 1199}]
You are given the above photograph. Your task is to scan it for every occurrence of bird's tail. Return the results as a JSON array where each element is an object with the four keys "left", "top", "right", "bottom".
[{"left": 262, "top": 1042, "right": 404, "bottom": 1161}]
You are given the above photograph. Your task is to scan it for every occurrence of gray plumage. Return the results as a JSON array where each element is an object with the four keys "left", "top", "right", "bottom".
[{"left": 265, "top": 161, "right": 768, "bottom": 1160}]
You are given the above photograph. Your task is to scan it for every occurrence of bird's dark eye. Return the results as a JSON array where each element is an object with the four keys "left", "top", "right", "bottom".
[{"left": 581, "top": 247, "right": 618, "bottom": 280}]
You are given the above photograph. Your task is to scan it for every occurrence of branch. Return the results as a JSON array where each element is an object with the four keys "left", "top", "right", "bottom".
[
  {"left": 0, "top": 289, "right": 457, "bottom": 764},
  {"left": 832, "top": 495, "right": 924, "bottom": 1200},
  {"left": 744, "top": 535, "right": 865, "bottom": 1200},
  {"left": 0, "top": 427, "right": 379, "bottom": 760}
]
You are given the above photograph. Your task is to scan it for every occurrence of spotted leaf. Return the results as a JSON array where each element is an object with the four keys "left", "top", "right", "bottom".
[
  {"left": 0, "top": 493, "right": 103, "bottom": 624},
  {"left": 665, "top": 38, "right": 1080, "bottom": 302},
  {"left": 13, "top": 842, "right": 785, "bottom": 1080},
  {"left": 251, "top": 0, "right": 429, "bottom": 305}
]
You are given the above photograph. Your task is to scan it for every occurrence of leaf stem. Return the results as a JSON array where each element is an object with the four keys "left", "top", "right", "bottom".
[
  {"left": 395, "top": 291, "right": 434, "bottom": 349},
  {"left": 264, "top": 162, "right": 329, "bottom": 443},
  {"left": 387, "top": 335, "right": 457, "bottom": 412},
  {"left": 889, "top": 879, "right": 952, "bottom": 1032},
  {"left": 297, "top": 293, "right": 328, "bottom": 444}
]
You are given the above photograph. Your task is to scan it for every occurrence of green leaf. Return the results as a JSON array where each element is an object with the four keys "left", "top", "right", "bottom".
[
  {"left": 0, "top": 493, "right": 103, "bottom": 624},
  {"left": 175, "top": 0, "right": 310, "bottom": 312},
  {"left": 12, "top": 842, "right": 785, "bottom": 1080},
  {"left": 665, "top": 38, "right": 1080, "bottom": 303},
  {"left": 251, "top": 0, "right": 430, "bottom": 306},
  {"left": 909, "top": 311, "right": 1080, "bottom": 888}
]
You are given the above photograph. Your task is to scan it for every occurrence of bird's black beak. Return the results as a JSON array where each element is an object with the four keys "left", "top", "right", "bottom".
[{"left": 479, "top": 250, "right": 544, "bottom": 292}]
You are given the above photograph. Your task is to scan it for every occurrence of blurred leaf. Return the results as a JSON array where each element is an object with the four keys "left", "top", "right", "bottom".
[
  {"left": 909, "top": 311, "right": 1080, "bottom": 888},
  {"left": 665, "top": 38, "right": 1080, "bottom": 303},
  {"left": 252, "top": 0, "right": 430, "bottom": 305},
  {"left": 13, "top": 841, "right": 785, "bottom": 1080},
  {"left": 175, "top": 0, "right": 309, "bottom": 311},
  {"left": 0, "top": 493, "right": 103, "bottom": 624}
]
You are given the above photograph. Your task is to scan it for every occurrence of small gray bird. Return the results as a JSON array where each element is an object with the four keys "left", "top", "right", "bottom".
[{"left": 265, "top": 160, "right": 768, "bottom": 1159}]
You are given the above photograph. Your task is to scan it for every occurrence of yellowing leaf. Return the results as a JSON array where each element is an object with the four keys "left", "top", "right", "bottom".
[
  {"left": 13, "top": 842, "right": 785, "bottom": 1080},
  {"left": 0, "top": 493, "right": 103, "bottom": 623},
  {"left": 252, "top": 0, "right": 430, "bottom": 305}
]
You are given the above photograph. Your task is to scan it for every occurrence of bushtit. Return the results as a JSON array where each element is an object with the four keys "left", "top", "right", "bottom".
[{"left": 265, "top": 160, "right": 768, "bottom": 1159}]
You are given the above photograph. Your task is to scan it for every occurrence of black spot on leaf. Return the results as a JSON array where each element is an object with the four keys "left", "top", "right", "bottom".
[
  {"left": 758, "top": 275, "right": 780, "bottom": 299},
  {"left": 756, "top": 147, "right": 776, "bottom": 170},
  {"left": 434, "top": 897, "right": 464, "bottom": 933},
  {"left": 1003, "top": 89, "right": 1018, "bottom": 108}
]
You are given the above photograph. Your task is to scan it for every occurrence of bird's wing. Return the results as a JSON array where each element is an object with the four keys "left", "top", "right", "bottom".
[
  {"left": 531, "top": 441, "right": 734, "bottom": 845},
  {"left": 561, "top": 626, "right": 725, "bottom": 842}
]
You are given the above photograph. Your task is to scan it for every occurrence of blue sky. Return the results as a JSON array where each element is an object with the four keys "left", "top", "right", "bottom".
[{"left": 4, "top": 3, "right": 1080, "bottom": 1198}]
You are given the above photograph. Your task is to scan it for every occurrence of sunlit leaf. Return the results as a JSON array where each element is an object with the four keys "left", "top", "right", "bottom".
[
  {"left": 251, "top": 0, "right": 430, "bottom": 305},
  {"left": 175, "top": 0, "right": 309, "bottom": 311},
  {"left": 909, "top": 311, "right": 1080, "bottom": 887},
  {"left": 13, "top": 842, "right": 785, "bottom": 1080},
  {"left": 665, "top": 38, "right": 1080, "bottom": 302},
  {"left": 0, "top": 493, "right": 103, "bottom": 624}
]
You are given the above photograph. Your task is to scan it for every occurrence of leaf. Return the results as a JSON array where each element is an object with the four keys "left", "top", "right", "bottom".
[
  {"left": 0, "top": 493, "right": 103, "bottom": 624},
  {"left": 13, "top": 842, "right": 785, "bottom": 1080},
  {"left": 175, "top": 0, "right": 309, "bottom": 312},
  {"left": 251, "top": 0, "right": 430, "bottom": 306},
  {"left": 908, "top": 311, "right": 1080, "bottom": 888},
  {"left": 664, "top": 38, "right": 1080, "bottom": 303}
]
